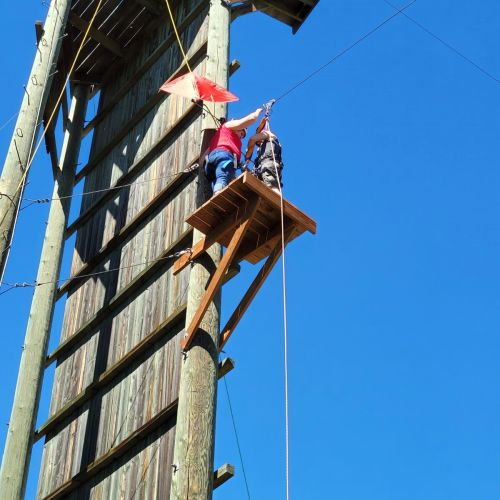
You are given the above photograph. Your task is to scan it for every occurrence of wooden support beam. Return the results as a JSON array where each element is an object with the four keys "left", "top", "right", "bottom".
[
  {"left": 84, "top": 0, "right": 208, "bottom": 136},
  {"left": 134, "top": 0, "right": 163, "bottom": 16},
  {"left": 219, "top": 225, "right": 296, "bottom": 351},
  {"left": 255, "top": 0, "right": 304, "bottom": 22},
  {"left": 229, "top": 59, "right": 241, "bottom": 76},
  {"left": 213, "top": 464, "right": 235, "bottom": 489},
  {"left": 171, "top": 1, "right": 229, "bottom": 496},
  {"left": 0, "top": 0, "right": 71, "bottom": 284},
  {"left": 0, "top": 85, "right": 89, "bottom": 500},
  {"left": 218, "top": 357, "right": 236, "bottom": 379},
  {"left": 68, "top": 13, "right": 125, "bottom": 58},
  {"left": 45, "top": 230, "right": 192, "bottom": 367},
  {"left": 34, "top": 21, "right": 44, "bottom": 43},
  {"left": 182, "top": 198, "right": 260, "bottom": 351},
  {"left": 300, "top": 0, "right": 318, "bottom": 7},
  {"left": 173, "top": 195, "right": 259, "bottom": 275},
  {"left": 231, "top": 1, "right": 257, "bottom": 22},
  {"left": 57, "top": 164, "right": 197, "bottom": 298},
  {"left": 67, "top": 104, "right": 200, "bottom": 237},
  {"left": 235, "top": 220, "right": 292, "bottom": 263}
]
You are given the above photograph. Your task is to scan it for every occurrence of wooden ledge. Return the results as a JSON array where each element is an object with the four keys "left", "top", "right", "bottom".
[{"left": 176, "top": 173, "right": 317, "bottom": 351}]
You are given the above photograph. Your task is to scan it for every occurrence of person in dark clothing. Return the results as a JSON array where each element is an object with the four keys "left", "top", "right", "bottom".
[{"left": 247, "top": 129, "right": 283, "bottom": 193}]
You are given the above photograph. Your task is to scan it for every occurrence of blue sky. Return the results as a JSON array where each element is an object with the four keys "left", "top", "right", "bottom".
[{"left": 1, "top": 1, "right": 500, "bottom": 498}]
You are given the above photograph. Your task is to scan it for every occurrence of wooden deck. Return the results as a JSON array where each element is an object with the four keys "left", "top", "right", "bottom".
[
  {"left": 186, "top": 171, "right": 316, "bottom": 264},
  {"left": 175, "top": 171, "right": 317, "bottom": 351}
]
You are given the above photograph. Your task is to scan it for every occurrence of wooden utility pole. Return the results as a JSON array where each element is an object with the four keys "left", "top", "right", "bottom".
[
  {"left": 0, "top": 0, "right": 71, "bottom": 282},
  {"left": 0, "top": 84, "right": 89, "bottom": 500},
  {"left": 170, "top": 1, "right": 230, "bottom": 498}
]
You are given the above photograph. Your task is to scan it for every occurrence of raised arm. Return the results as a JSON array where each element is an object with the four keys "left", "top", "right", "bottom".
[{"left": 225, "top": 108, "right": 263, "bottom": 130}]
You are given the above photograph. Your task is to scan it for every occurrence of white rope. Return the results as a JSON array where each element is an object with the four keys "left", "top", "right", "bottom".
[{"left": 264, "top": 120, "right": 289, "bottom": 500}]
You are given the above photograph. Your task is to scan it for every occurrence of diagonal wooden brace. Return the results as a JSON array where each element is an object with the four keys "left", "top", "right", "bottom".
[
  {"left": 173, "top": 194, "right": 259, "bottom": 275},
  {"left": 181, "top": 197, "right": 260, "bottom": 350},
  {"left": 219, "top": 224, "right": 296, "bottom": 351}
]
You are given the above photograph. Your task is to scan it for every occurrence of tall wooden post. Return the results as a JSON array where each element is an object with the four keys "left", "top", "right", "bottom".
[
  {"left": 0, "top": 84, "right": 89, "bottom": 500},
  {"left": 170, "top": 1, "right": 230, "bottom": 498},
  {"left": 0, "top": 0, "right": 71, "bottom": 282}
]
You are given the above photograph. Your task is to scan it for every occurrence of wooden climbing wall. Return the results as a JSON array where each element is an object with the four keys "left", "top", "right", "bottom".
[{"left": 36, "top": 1, "right": 209, "bottom": 497}]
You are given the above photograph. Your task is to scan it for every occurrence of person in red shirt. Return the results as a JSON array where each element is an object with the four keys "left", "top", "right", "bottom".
[{"left": 205, "top": 108, "right": 262, "bottom": 193}]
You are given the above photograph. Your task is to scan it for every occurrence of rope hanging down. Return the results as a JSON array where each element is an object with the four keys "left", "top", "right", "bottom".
[
  {"left": 264, "top": 117, "right": 290, "bottom": 500},
  {"left": 223, "top": 376, "right": 251, "bottom": 500}
]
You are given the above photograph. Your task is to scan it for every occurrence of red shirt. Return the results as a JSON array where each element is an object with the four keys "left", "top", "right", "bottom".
[{"left": 208, "top": 125, "right": 242, "bottom": 161}]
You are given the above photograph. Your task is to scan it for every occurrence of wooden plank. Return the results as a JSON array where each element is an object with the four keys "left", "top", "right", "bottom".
[
  {"left": 36, "top": 338, "right": 233, "bottom": 445},
  {"left": 83, "top": 0, "right": 208, "bottom": 136},
  {"left": 82, "top": 37, "right": 207, "bottom": 137},
  {"left": 42, "top": 400, "right": 179, "bottom": 500},
  {"left": 182, "top": 198, "right": 260, "bottom": 350},
  {"left": 231, "top": 1, "right": 257, "bottom": 22},
  {"left": 69, "top": 12, "right": 125, "bottom": 58},
  {"left": 134, "top": 0, "right": 163, "bottom": 16},
  {"left": 256, "top": 0, "right": 304, "bottom": 22},
  {"left": 57, "top": 166, "right": 196, "bottom": 298},
  {"left": 66, "top": 104, "right": 200, "bottom": 237},
  {"left": 173, "top": 194, "right": 259, "bottom": 275},
  {"left": 219, "top": 225, "right": 296, "bottom": 351},
  {"left": 75, "top": 92, "right": 164, "bottom": 182},
  {"left": 218, "top": 357, "right": 235, "bottom": 379},
  {"left": 229, "top": 59, "right": 241, "bottom": 76},
  {"left": 35, "top": 304, "right": 187, "bottom": 442},
  {"left": 236, "top": 220, "right": 294, "bottom": 264},
  {"left": 242, "top": 172, "right": 317, "bottom": 234},
  {"left": 45, "top": 229, "right": 192, "bottom": 367},
  {"left": 213, "top": 464, "right": 234, "bottom": 489}
]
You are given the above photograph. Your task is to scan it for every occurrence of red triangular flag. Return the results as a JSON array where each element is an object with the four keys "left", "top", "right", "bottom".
[{"left": 160, "top": 72, "right": 239, "bottom": 103}]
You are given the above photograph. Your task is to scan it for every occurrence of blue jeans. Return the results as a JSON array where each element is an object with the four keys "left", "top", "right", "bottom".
[{"left": 205, "top": 149, "right": 236, "bottom": 193}]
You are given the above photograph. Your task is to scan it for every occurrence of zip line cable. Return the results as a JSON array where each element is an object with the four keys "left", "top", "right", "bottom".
[
  {"left": 383, "top": 0, "right": 500, "bottom": 85},
  {"left": 275, "top": 0, "right": 417, "bottom": 103},
  {"left": 223, "top": 376, "right": 251, "bottom": 500}
]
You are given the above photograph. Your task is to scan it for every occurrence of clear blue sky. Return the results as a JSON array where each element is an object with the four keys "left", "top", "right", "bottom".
[{"left": 1, "top": 1, "right": 500, "bottom": 499}]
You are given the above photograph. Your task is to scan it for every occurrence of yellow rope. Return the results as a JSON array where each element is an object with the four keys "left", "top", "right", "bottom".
[{"left": 163, "top": 0, "right": 193, "bottom": 74}]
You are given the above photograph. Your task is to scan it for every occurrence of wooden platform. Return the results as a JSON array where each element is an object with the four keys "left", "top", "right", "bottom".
[
  {"left": 175, "top": 172, "right": 316, "bottom": 351},
  {"left": 186, "top": 171, "right": 316, "bottom": 264}
]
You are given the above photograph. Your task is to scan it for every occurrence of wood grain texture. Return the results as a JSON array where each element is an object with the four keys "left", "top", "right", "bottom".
[{"left": 37, "top": 2, "right": 210, "bottom": 497}]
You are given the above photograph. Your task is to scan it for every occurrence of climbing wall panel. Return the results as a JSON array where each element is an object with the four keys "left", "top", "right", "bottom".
[{"left": 37, "top": 1, "right": 209, "bottom": 497}]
